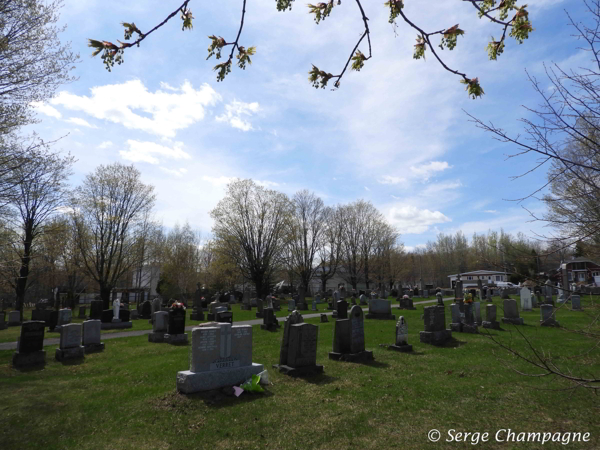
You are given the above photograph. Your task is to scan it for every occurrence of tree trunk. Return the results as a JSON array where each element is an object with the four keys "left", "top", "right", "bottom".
[
  {"left": 100, "top": 285, "right": 112, "bottom": 309},
  {"left": 15, "top": 232, "right": 33, "bottom": 322}
]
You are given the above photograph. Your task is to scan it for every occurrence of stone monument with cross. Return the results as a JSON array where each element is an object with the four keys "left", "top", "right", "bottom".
[
  {"left": 383, "top": 316, "right": 413, "bottom": 352},
  {"left": 176, "top": 322, "right": 264, "bottom": 393}
]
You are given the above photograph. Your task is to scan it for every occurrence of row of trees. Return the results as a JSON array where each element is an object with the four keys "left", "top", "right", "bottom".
[{"left": 210, "top": 179, "right": 403, "bottom": 298}]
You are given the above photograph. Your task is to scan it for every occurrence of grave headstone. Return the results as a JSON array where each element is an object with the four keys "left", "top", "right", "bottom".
[
  {"left": 486, "top": 289, "right": 492, "bottom": 302},
  {"left": 12, "top": 321, "right": 46, "bottom": 368},
  {"left": 385, "top": 316, "right": 412, "bottom": 352},
  {"left": 288, "top": 298, "right": 296, "bottom": 312},
  {"left": 148, "top": 311, "right": 169, "bottom": 342},
  {"left": 56, "top": 308, "right": 72, "bottom": 330},
  {"left": 0, "top": 311, "right": 6, "bottom": 330},
  {"left": 89, "top": 300, "right": 103, "bottom": 320},
  {"left": 255, "top": 298, "right": 265, "bottom": 318},
  {"left": 139, "top": 300, "right": 152, "bottom": 319},
  {"left": 419, "top": 305, "right": 452, "bottom": 345},
  {"left": 55, "top": 323, "right": 85, "bottom": 361},
  {"left": 130, "top": 310, "right": 139, "bottom": 320},
  {"left": 540, "top": 304, "right": 560, "bottom": 327},
  {"left": 215, "top": 307, "right": 233, "bottom": 323},
  {"left": 359, "top": 294, "right": 367, "bottom": 305},
  {"left": 482, "top": 304, "right": 500, "bottom": 329},
  {"left": 544, "top": 284, "right": 553, "bottom": 304},
  {"left": 571, "top": 295, "right": 582, "bottom": 311},
  {"left": 436, "top": 292, "right": 444, "bottom": 306},
  {"left": 501, "top": 299, "right": 524, "bottom": 325},
  {"left": 312, "top": 300, "right": 317, "bottom": 311},
  {"left": 176, "top": 323, "right": 264, "bottom": 393},
  {"left": 399, "top": 296, "right": 415, "bottom": 310},
  {"left": 320, "top": 314, "right": 328, "bottom": 323},
  {"left": 520, "top": 288, "right": 532, "bottom": 311},
  {"left": 366, "top": 298, "right": 395, "bottom": 320},
  {"left": 82, "top": 320, "right": 104, "bottom": 353},
  {"left": 461, "top": 303, "right": 478, "bottom": 333},
  {"left": 329, "top": 305, "right": 374, "bottom": 362},
  {"left": 78, "top": 306, "right": 87, "bottom": 319},
  {"left": 474, "top": 301, "right": 482, "bottom": 326},
  {"left": 8, "top": 310, "right": 21, "bottom": 326},
  {"left": 260, "top": 307, "right": 280, "bottom": 331},
  {"left": 336, "top": 299, "right": 348, "bottom": 319},
  {"left": 165, "top": 308, "right": 188, "bottom": 344},
  {"left": 275, "top": 312, "right": 323, "bottom": 376}
]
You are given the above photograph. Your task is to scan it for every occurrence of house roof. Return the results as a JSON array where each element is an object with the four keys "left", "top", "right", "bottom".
[
  {"left": 559, "top": 257, "right": 599, "bottom": 270},
  {"left": 448, "top": 270, "right": 510, "bottom": 278}
]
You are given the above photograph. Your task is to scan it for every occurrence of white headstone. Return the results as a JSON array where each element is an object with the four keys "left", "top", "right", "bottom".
[
  {"left": 60, "top": 323, "right": 82, "bottom": 349},
  {"left": 520, "top": 287, "right": 532, "bottom": 311},
  {"left": 153, "top": 311, "right": 168, "bottom": 332},
  {"left": 396, "top": 316, "right": 408, "bottom": 346}
]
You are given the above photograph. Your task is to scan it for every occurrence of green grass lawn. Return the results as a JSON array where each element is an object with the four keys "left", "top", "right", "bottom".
[{"left": 0, "top": 296, "right": 599, "bottom": 449}]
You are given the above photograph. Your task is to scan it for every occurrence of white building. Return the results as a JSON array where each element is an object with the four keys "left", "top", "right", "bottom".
[{"left": 447, "top": 270, "right": 510, "bottom": 288}]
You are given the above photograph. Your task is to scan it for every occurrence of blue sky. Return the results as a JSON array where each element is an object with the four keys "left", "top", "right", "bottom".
[{"left": 29, "top": 0, "right": 588, "bottom": 249}]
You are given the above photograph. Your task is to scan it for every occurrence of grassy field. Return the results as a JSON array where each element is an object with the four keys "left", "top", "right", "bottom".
[{"left": 0, "top": 296, "right": 599, "bottom": 449}]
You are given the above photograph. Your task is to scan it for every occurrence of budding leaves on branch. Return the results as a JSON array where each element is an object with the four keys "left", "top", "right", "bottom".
[
  {"left": 384, "top": 0, "right": 403, "bottom": 24},
  {"left": 309, "top": 65, "right": 333, "bottom": 89},
  {"left": 308, "top": 1, "right": 335, "bottom": 24},
  {"left": 510, "top": 6, "right": 532, "bottom": 43},
  {"left": 439, "top": 24, "right": 464, "bottom": 51},
  {"left": 276, "top": 0, "right": 295, "bottom": 11},
  {"left": 487, "top": 38, "right": 505, "bottom": 60},
  {"left": 88, "top": 39, "right": 124, "bottom": 72},
  {"left": 181, "top": 7, "right": 194, "bottom": 31},
  {"left": 351, "top": 50, "right": 366, "bottom": 71},
  {"left": 207, "top": 35, "right": 226, "bottom": 60},
  {"left": 461, "top": 77, "right": 484, "bottom": 99},
  {"left": 413, "top": 35, "right": 426, "bottom": 60}
]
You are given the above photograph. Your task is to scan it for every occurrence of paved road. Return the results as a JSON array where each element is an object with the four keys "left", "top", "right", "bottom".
[{"left": 0, "top": 297, "right": 455, "bottom": 351}]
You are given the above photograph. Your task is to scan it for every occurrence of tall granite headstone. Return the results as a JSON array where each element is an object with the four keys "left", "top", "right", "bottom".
[{"left": 13, "top": 321, "right": 46, "bottom": 368}]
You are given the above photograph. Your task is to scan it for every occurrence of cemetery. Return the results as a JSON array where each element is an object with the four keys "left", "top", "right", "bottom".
[
  {"left": 1, "top": 293, "right": 599, "bottom": 449},
  {"left": 1, "top": 1, "right": 600, "bottom": 448}
]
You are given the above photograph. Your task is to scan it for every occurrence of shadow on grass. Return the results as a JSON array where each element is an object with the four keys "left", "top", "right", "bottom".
[
  {"left": 59, "top": 358, "right": 85, "bottom": 366},
  {"left": 13, "top": 363, "right": 46, "bottom": 372},
  {"left": 438, "top": 338, "right": 467, "bottom": 348},
  {"left": 359, "top": 360, "right": 390, "bottom": 369},
  {"left": 301, "top": 373, "right": 338, "bottom": 385},
  {"left": 186, "top": 388, "right": 275, "bottom": 409}
]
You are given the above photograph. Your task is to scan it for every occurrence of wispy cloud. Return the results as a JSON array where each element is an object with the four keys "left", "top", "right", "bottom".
[
  {"left": 120, "top": 140, "right": 191, "bottom": 165},
  {"left": 50, "top": 80, "right": 221, "bottom": 138},
  {"left": 66, "top": 117, "right": 97, "bottom": 128},
  {"left": 387, "top": 205, "right": 451, "bottom": 234},
  {"left": 216, "top": 100, "right": 260, "bottom": 131}
]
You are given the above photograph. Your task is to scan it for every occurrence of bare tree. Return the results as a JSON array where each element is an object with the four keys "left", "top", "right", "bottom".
[
  {"left": 0, "top": 146, "right": 74, "bottom": 319},
  {"left": 0, "top": 0, "right": 77, "bottom": 136},
  {"left": 286, "top": 190, "right": 329, "bottom": 293},
  {"left": 469, "top": 1, "right": 600, "bottom": 259},
  {"left": 316, "top": 205, "right": 344, "bottom": 293},
  {"left": 71, "top": 163, "right": 155, "bottom": 308},
  {"left": 211, "top": 179, "right": 292, "bottom": 298}
]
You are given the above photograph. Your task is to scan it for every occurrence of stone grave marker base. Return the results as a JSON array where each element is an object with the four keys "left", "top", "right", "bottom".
[
  {"left": 216, "top": 312, "right": 233, "bottom": 323},
  {"left": 101, "top": 321, "right": 133, "bottom": 330},
  {"left": 148, "top": 332, "right": 166, "bottom": 343},
  {"left": 482, "top": 321, "right": 500, "bottom": 330},
  {"left": 164, "top": 333, "right": 188, "bottom": 345},
  {"left": 13, "top": 350, "right": 45, "bottom": 368},
  {"left": 84, "top": 343, "right": 105, "bottom": 353},
  {"left": 419, "top": 330, "right": 452, "bottom": 346},
  {"left": 273, "top": 363, "right": 324, "bottom": 376},
  {"left": 540, "top": 319, "right": 560, "bottom": 327},
  {"left": 176, "top": 362, "right": 264, "bottom": 394},
  {"left": 365, "top": 313, "right": 396, "bottom": 320},
  {"left": 501, "top": 318, "right": 524, "bottom": 325},
  {"left": 55, "top": 346, "right": 85, "bottom": 361},
  {"left": 450, "top": 323, "right": 478, "bottom": 333},
  {"left": 328, "top": 350, "right": 374, "bottom": 362}
]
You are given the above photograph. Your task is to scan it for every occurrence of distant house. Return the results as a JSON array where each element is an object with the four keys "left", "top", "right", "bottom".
[
  {"left": 131, "top": 265, "right": 161, "bottom": 296},
  {"left": 448, "top": 270, "right": 511, "bottom": 288},
  {"left": 558, "top": 257, "right": 600, "bottom": 286}
]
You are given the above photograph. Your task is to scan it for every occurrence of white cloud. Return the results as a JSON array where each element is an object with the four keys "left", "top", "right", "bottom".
[
  {"left": 388, "top": 205, "right": 451, "bottom": 234},
  {"left": 216, "top": 100, "right": 260, "bottom": 131},
  {"left": 202, "top": 176, "right": 234, "bottom": 187},
  {"left": 50, "top": 80, "right": 221, "bottom": 138},
  {"left": 97, "top": 141, "right": 113, "bottom": 149},
  {"left": 364, "top": 186, "right": 370, "bottom": 191},
  {"left": 119, "top": 140, "right": 191, "bottom": 165},
  {"left": 160, "top": 167, "right": 188, "bottom": 177},
  {"left": 410, "top": 161, "right": 452, "bottom": 179},
  {"left": 30, "top": 101, "right": 62, "bottom": 119},
  {"left": 256, "top": 180, "right": 280, "bottom": 188},
  {"left": 66, "top": 117, "right": 97, "bottom": 128},
  {"left": 484, "top": 210, "right": 498, "bottom": 214},
  {"left": 378, "top": 175, "right": 406, "bottom": 185}
]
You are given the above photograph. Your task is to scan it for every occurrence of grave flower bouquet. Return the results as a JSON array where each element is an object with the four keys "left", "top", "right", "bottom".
[
  {"left": 171, "top": 300, "right": 186, "bottom": 310},
  {"left": 464, "top": 292, "right": 473, "bottom": 303}
]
